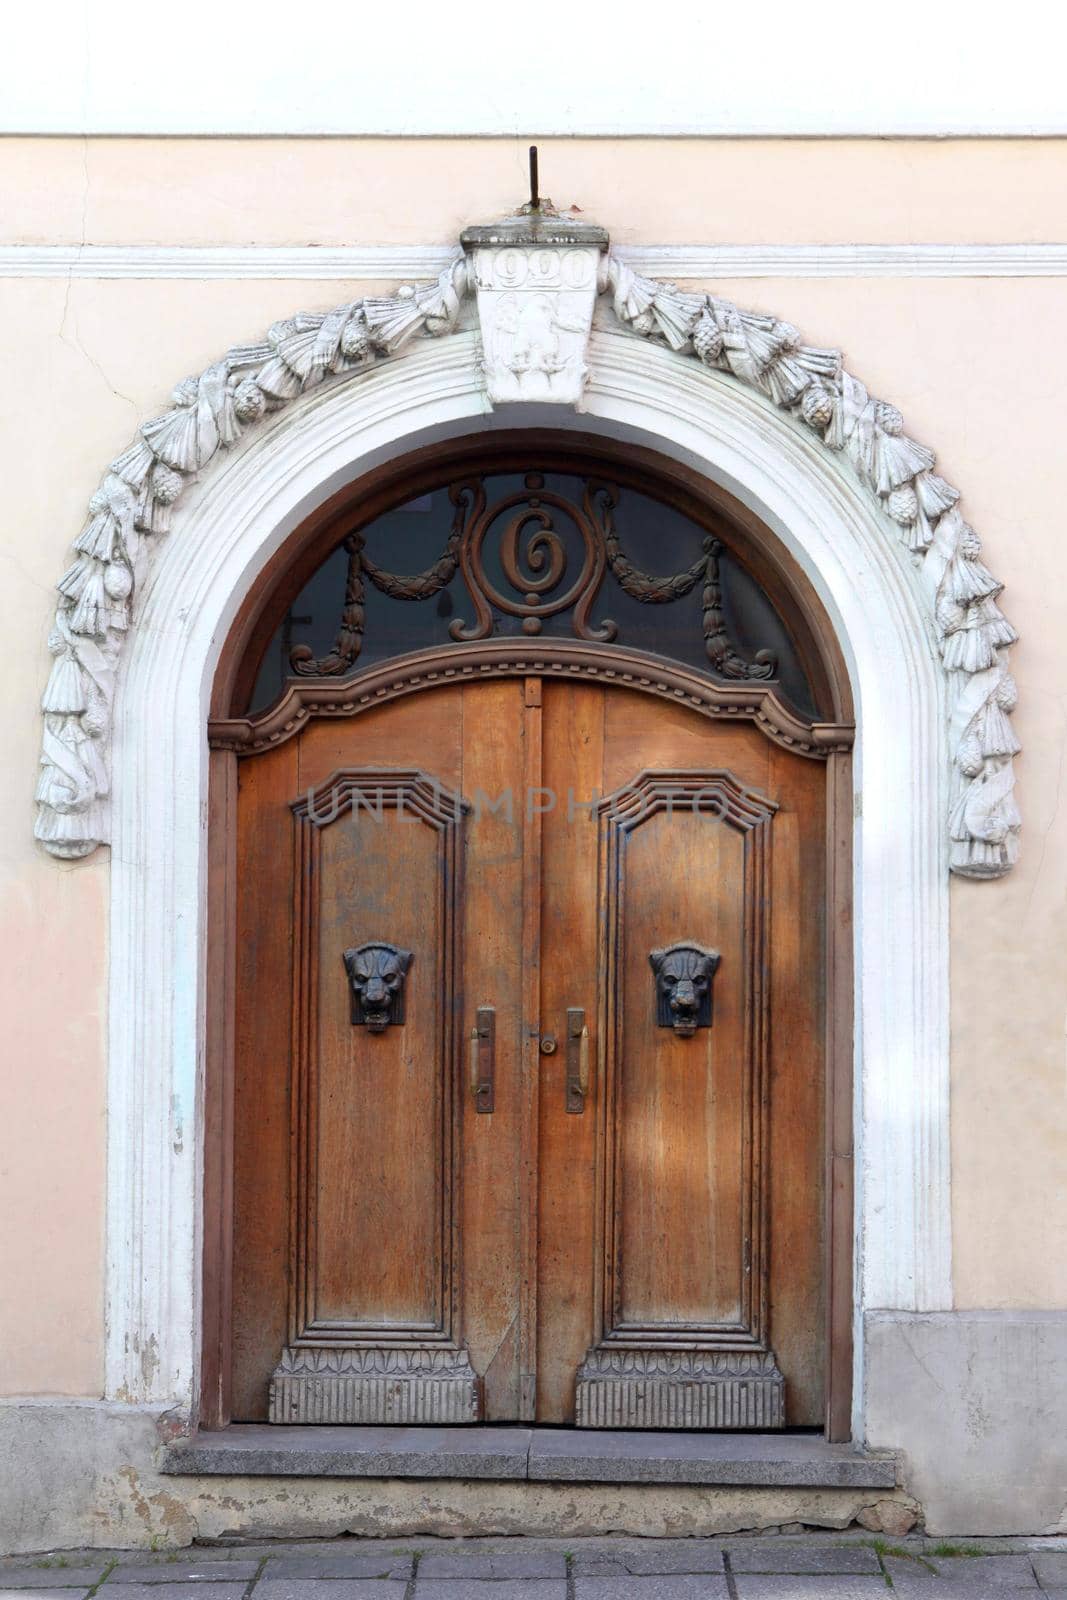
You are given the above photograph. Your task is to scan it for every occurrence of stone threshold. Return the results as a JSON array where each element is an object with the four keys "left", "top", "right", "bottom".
[{"left": 162, "top": 1425, "right": 897, "bottom": 1489}]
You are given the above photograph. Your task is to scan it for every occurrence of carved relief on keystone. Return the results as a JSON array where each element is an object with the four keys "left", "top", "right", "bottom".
[{"left": 461, "top": 207, "right": 608, "bottom": 406}]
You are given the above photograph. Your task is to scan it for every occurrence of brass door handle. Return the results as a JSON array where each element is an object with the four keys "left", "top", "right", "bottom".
[
  {"left": 469, "top": 1006, "right": 495, "bottom": 1114},
  {"left": 566, "top": 1007, "right": 590, "bottom": 1115}
]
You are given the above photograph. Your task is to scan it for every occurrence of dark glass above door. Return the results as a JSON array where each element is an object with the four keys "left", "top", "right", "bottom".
[{"left": 249, "top": 470, "right": 816, "bottom": 718}]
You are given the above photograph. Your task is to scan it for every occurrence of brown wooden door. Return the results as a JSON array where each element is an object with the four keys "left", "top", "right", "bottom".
[{"left": 230, "top": 676, "right": 826, "bottom": 1427}]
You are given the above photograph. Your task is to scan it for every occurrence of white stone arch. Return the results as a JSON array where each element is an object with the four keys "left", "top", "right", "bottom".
[
  {"left": 38, "top": 254, "right": 1019, "bottom": 878},
  {"left": 103, "top": 326, "right": 953, "bottom": 1443}
]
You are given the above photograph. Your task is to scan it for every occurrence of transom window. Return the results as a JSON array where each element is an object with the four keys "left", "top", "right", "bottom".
[{"left": 249, "top": 468, "right": 816, "bottom": 717}]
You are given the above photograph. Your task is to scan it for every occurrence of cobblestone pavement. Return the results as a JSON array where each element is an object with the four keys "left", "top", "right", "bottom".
[{"left": 4, "top": 1538, "right": 1067, "bottom": 1600}]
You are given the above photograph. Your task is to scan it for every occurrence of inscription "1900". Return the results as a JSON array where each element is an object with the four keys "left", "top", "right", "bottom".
[{"left": 475, "top": 247, "right": 597, "bottom": 291}]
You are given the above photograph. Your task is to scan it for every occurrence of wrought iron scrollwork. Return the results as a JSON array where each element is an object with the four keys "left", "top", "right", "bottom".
[
  {"left": 599, "top": 485, "right": 707, "bottom": 607},
  {"left": 288, "top": 490, "right": 468, "bottom": 675},
  {"left": 362, "top": 489, "right": 467, "bottom": 601},
  {"left": 701, "top": 537, "right": 777, "bottom": 681},
  {"left": 290, "top": 532, "right": 366, "bottom": 676},
  {"left": 592, "top": 482, "right": 777, "bottom": 679},
  {"left": 289, "top": 470, "right": 777, "bottom": 684},
  {"left": 449, "top": 472, "right": 608, "bottom": 641}
]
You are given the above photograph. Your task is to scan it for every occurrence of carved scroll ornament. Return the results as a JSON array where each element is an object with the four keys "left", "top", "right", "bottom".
[
  {"left": 35, "top": 222, "right": 1018, "bottom": 877},
  {"left": 289, "top": 472, "right": 778, "bottom": 675}
]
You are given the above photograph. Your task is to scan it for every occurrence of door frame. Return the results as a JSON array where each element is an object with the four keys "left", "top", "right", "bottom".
[
  {"left": 103, "top": 329, "right": 953, "bottom": 1451},
  {"left": 202, "top": 431, "right": 857, "bottom": 1438}
]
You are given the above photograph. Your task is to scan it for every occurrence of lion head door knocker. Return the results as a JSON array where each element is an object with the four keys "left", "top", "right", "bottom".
[
  {"left": 342, "top": 942, "right": 413, "bottom": 1032},
  {"left": 649, "top": 943, "right": 721, "bottom": 1038}
]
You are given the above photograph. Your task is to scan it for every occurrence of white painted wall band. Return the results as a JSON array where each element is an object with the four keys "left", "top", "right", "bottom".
[{"left": 4, "top": 243, "right": 1067, "bottom": 281}]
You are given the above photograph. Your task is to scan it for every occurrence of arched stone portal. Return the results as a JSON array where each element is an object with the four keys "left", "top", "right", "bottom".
[
  {"left": 31, "top": 215, "right": 1020, "bottom": 1447},
  {"left": 97, "top": 325, "right": 956, "bottom": 1447}
]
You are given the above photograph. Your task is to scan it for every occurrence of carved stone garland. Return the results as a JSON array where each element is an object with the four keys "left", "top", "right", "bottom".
[{"left": 35, "top": 242, "right": 1019, "bottom": 877}]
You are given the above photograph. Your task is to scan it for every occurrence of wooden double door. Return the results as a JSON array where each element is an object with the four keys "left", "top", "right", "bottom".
[{"left": 231, "top": 674, "right": 827, "bottom": 1427}]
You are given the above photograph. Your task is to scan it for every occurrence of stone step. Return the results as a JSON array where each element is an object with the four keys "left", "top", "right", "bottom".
[{"left": 162, "top": 1425, "right": 896, "bottom": 1488}]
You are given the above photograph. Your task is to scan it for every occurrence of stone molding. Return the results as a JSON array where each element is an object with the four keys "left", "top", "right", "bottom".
[
  {"left": 36, "top": 238, "right": 1018, "bottom": 876},
  {"left": 6, "top": 241, "right": 1067, "bottom": 280}
]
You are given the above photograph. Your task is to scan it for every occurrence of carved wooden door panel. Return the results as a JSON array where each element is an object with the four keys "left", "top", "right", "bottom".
[
  {"left": 232, "top": 684, "right": 533, "bottom": 1423},
  {"left": 537, "top": 684, "right": 826, "bottom": 1427},
  {"left": 230, "top": 678, "right": 826, "bottom": 1427}
]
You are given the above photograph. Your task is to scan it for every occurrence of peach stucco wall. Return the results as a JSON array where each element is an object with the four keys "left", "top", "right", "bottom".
[
  {"left": 5, "top": 136, "right": 1067, "bottom": 245},
  {"left": 2, "top": 137, "right": 1065, "bottom": 1395}
]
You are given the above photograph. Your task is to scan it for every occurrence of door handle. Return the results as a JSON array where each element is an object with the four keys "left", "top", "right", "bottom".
[
  {"left": 566, "top": 1007, "right": 590, "bottom": 1115},
  {"left": 469, "top": 1006, "right": 495, "bottom": 1114}
]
